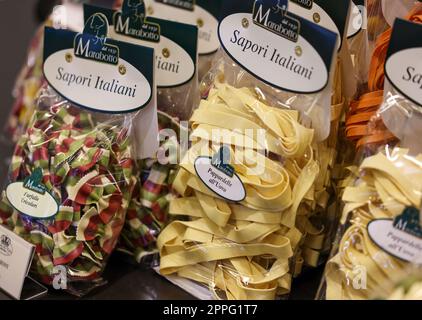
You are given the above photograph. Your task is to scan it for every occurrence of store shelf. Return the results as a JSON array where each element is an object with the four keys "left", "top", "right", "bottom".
[{"left": 0, "top": 253, "right": 324, "bottom": 300}]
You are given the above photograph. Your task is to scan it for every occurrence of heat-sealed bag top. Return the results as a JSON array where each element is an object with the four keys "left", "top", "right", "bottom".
[
  {"left": 345, "top": 3, "right": 421, "bottom": 152},
  {"left": 113, "top": 0, "right": 222, "bottom": 81},
  {"left": 155, "top": 0, "right": 338, "bottom": 300},
  {"left": 0, "top": 13, "right": 158, "bottom": 296},
  {"left": 319, "top": 18, "right": 422, "bottom": 300},
  {"left": 84, "top": 1, "right": 198, "bottom": 261}
]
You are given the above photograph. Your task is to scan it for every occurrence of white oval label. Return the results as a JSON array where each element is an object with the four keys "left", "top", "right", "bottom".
[
  {"left": 385, "top": 48, "right": 422, "bottom": 106},
  {"left": 218, "top": 13, "right": 329, "bottom": 93},
  {"left": 194, "top": 157, "right": 246, "bottom": 202},
  {"left": 109, "top": 31, "right": 195, "bottom": 88},
  {"left": 347, "top": 2, "right": 363, "bottom": 38},
  {"left": 289, "top": 1, "right": 341, "bottom": 50},
  {"left": 144, "top": 0, "right": 219, "bottom": 55},
  {"left": 44, "top": 49, "right": 152, "bottom": 113},
  {"left": 368, "top": 219, "right": 422, "bottom": 264},
  {"left": 6, "top": 182, "right": 59, "bottom": 220}
]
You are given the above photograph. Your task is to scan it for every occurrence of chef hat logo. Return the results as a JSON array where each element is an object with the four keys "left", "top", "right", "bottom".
[
  {"left": 84, "top": 13, "right": 109, "bottom": 45},
  {"left": 0, "top": 234, "right": 12, "bottom": 256},
  {"left": 121, "top": 0, "right": 146, "bottom": 23},
  {"left": 393, "top": 207, "right": 422, "bottom": 238},
  {"left": 0, "top": 235, "right": 10, "bottom": 247}
]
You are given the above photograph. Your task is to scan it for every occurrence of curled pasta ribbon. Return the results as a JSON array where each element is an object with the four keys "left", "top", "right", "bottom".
[
  {"left": 0, "top": 98, "right": 136, "bottom": 286},
  {"left": 158, "top": 84, "right": 321, "bottom": 299},
  {"left": 295, "top": 57, "right": 346, "bottom": 272},
  {"left": 192, "top": 84, "right": 314, "bottom": 159},
  {"left": 346, "top": 5, "right": 422, "bottom": 150},
  {"left": 375, "top": 272, "right": 422, "bottom": 300},
  {"left": 325, "top": 148, "right": 422, "bottom": 300}
]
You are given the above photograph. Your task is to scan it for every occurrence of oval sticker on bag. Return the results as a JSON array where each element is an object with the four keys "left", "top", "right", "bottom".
[
  {"left": 144, "top": 0, "right": 220, "bottom": 55},
  {"left": 367, "top": 207, "right": 422, "bottom": 263},
  {"left": 44, "top": 51, "right": 152, "bottom": 113},
  {"left": 347, "top": 1, "right": 364, "bottom": 38},
  {"left": 109, "top": 31, "right": 195, "bottom": 88},
  {"left": 43, "top": 13, "right": 154, "bottom": 114},
  {"left": 6, "top": 169, "right": 59, "bottom": 220},
  {"left": 385, "top": 47, "right": 422, "bottom": 106},
  {"left": 218, "top": 12, "right": 330, "bottom": 94},
  {"left": 194, "top": 147, "right": 246, "bottom": 202}
]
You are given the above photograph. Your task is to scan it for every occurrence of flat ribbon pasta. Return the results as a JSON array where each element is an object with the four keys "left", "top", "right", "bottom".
[
  {"left": 157, "top": 83, "right": 323, "bottom": 299},
  {"left": 325, "top": 148, "right": 422, "bottom": 300}
]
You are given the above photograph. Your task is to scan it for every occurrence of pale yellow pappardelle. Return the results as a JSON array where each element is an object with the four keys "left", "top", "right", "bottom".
[
  {"left": 157, "top": 82, "right": 337, "bottom": 300},
  {"left": 383, "top": 279, "right": 422, "bottom": 300},
  {"left": 326, "top": 148, "right": 422, "bottom": 300}
]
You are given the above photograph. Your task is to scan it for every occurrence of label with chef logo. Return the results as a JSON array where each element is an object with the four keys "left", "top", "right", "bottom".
[
  {"left": 85, "top": 2, "right": 198, "bottom": 88},
  {"left": 368, "top": 207, "right": 422, "bottom": 264},
  {"left": 252, "top": 0, "right": 299, "bottom": 43},
  {"left": 6, "top": 169, "right": 59, "bottom": 220},
  {"left": 385, "top": 19, "right": 422, "bottom": 107},
  {"left": 155, "top": 0, "right": 195, "bottom": 11},
  {"left": 347, "top": 0, "right": 367, "bottom": 39},
  {"left": 288, "top": 0, "right": 349, "bottom": 50},
  {"left": 0, "top": 234, "right": 13, "bottom": 257},
  {"left": 290, "top": 0, "right": 312, "bottom": 9},
  {"left": 218, "top": 0, "right": 337, "bottom": 94},
  {"left": 43, "top": 12, "right": 155, "bottom": 114},
  {"left": 195, "top": 147, "right": 246, "bottom": 202},
  {"left": 112, "top": 0, "right": 161, "bottom": 42},
  {"left": 0, "top": 224, "right": 35, "bottom": 299},
  {"left": 144, "top": 0, "right": 222, "bottom": 55}
]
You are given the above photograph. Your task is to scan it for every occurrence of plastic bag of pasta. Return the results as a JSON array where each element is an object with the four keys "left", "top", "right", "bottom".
[
  {"left": 4, "top": 0, "right": 93, "bottom": 144},
  {"left": 155, "top": 0, "right": 338, "bottom": 300},
  {"left": 84, "top": 1, "right": 198, "bottom": 261},
  {"left": 282, "top": 0, "right": 356, "bottom": 272},
  {"left": 318, "top": 18, "right": 422, "bottom": 300},
  {"left": 0, "top": 13, "right": 158, "bottom": 296},
  {"left": 113, "top": 0, "right": 222, "bottom": 81},
  {"left": 90, "top": 0, "right": 199, "bottom": 122},
  {"left": 371, "top": 266, "right": 422, "bottom": 300}
]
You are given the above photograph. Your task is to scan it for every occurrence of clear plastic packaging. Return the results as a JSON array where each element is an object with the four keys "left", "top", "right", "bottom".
[
  {"left": 348, "top": 1, "right": 370, "bottom": 93},
  {"left": 289, "top": 1, "right": 357, "bottom": 272},
  {"left": 371, "top": 266, "right": 422, "bottom": 300},
  {"left": 0, "top": 86, "right": 138, "bottom": 295},
  {"left": 0, "top": 8, "right": 155, "bottom": 295},
  {"left": 318, "top": 30, "right": 422, "bottom": 299},
  {"left": 320, "top": 143, "right": 422, "bottom": 299},
  {"left": 101, "top": 1, "right": 198, "bottom": 261},
  {"left": 118, "top": 112, "right": 184, "bottom": 262},
  {"left": 6, "top": 24, "right": 46, "bottom": 144},
  {"left": 156, "top": 7, "right": 338, "bottom": 297},
  {"left": 367, "top": 0, "right": 389, "bottom": 47},
  {"left": 4, "top": 0, "right": 89, "bottom": 144}
]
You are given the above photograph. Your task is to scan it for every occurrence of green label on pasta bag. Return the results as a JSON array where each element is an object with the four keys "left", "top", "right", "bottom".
[{"left": 5, "top": 169, "right": 59, "bottom": 220}]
